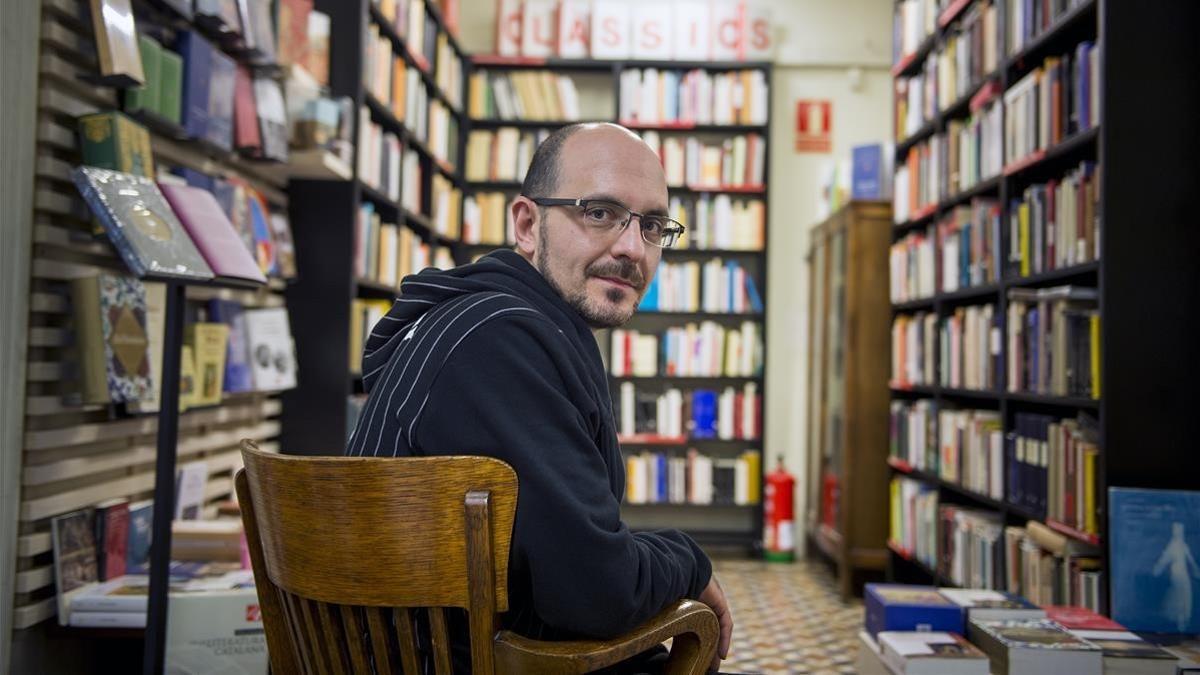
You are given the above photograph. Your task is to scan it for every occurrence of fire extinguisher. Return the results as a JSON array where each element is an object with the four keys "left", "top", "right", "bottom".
[{"left": 763, "top": 455, "right": 795, "bottom": 562}]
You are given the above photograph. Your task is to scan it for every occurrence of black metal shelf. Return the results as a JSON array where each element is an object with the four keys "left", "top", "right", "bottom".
[
  {"left": 892, "top": 206, "right": 938, "bottom": 234},
  {"left": 358, "top": 180, "right": 458, "bottom": 247},
  {"left": 890, "top": 384, "right": 938, "bottom": 397},
  {"left": 940, "top": 387, "right": 1003, "bottom": 402},
  {"left": 938, "top": 282, "right": 1002, "bottom": 305},
  {"left": 895, "top": 118, "right": 939, "bottom": 159},
  {"left": 363, "top": 94, "right": 462, "bottom": 185},
  {"left": 937, "top": 174, "right": 1003, "bottom": 211},
  {"left": 355, "top": 278, "right": 399, "bottom": 298},
  {"left": 1002, "top": 126, "right": 1100, "bottom": 179},
  {"left": 611, "top": 374, "right": 764, "bottom": 384},
  {"left": 892, "top": 33, "right": 938, "bottom": 78},
  {"left": 1005, "top": 261, "right": 1100, "bottom": 288},
  {"left": 1006, "top": 391, "right": 1100, "bottom": 409},
  {"left": 891, "top": 297, "right": 935, "bottom": 312},
  {"left": 624, "top": 502, "right": 757, "bottom": 509}
]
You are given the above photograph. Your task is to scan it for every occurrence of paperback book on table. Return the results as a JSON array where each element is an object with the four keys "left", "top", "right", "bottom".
[
  {"left": 938, "top": 588, "right": 1046, "bottom": 622},
  {"left": 1067, "top": 629, "right": 1178, "bottom": 675},
  {"left": 877, "top": 631, "right": 989, "bottom": 675},
  {"left": 864, "top": 583, "right": 964, "bottom": 637},
  {"left": 966, "top": 617, "right": 1102, "bottom": 675}
]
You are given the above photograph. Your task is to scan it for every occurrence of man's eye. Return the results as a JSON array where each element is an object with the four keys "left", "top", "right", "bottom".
[
  {"left": 641, "top": 218, "right": 667, "bottom": 234},
  {"left": 584, "top": 207, "right": 616, "bottom": 222}
]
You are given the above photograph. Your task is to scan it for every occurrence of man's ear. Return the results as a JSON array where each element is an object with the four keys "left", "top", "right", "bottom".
[{"left": 511, "top": 195, "right": 539, "bottom": 257}]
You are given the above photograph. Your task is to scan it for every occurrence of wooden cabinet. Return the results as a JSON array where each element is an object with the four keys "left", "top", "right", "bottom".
[{"left": 804, "top": 201, "right": 892, "bottom": 599}]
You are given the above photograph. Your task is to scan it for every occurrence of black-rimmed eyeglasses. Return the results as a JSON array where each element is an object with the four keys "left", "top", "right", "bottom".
[{"left": 528, "top": 197, "right": 686, "bottom": 248}]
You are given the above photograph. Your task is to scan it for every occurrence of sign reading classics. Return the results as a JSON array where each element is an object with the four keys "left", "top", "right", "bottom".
[{"left": 497, "top": 0, "right": 774, "bottom": 62}]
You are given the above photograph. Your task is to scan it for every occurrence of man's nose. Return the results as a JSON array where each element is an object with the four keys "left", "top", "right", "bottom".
[{"left": 611, "top": 216, "right": 647, "bottom": 260}]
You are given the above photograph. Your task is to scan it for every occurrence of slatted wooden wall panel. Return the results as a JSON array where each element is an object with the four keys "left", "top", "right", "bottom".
[{"left": 12, "top": 0, "right": 291, "bottom": 630}]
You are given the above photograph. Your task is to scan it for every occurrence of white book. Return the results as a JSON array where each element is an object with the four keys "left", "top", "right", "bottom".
[
  {"left": 879, "top": 631, "right": 989, "bottom": 675},
  {"left": 742, "top": 381, "right": 757, "bottom": 439},
  {"left": 175, "top": 460, "right": 208, "bottom": 521},
  {"left": 620, "top": 381, "right": 635, "bottom": 436},
  {"left": 718, "top": 387, "right": 735, "bottom": 440},
  {"left": 244, "top": 307, "right": 297, "bottom": 391},
  {"left": 70, "top": 575, "right": 151, "bottom": 613},
  {"left": 70, "top": 610, "right": 147, "bottom": 628}
]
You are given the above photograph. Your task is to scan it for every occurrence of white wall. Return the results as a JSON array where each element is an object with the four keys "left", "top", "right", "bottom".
[{"left": 455, "top": 0, "right": 894, "bottom": 555}]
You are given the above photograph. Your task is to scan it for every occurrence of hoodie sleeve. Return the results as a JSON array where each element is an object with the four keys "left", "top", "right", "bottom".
[{"left": 412, "top": 313, "right": 712, "bottom": 638}]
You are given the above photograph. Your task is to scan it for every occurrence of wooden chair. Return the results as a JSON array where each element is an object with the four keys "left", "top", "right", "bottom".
[{"left": 236, "top": 440, "right": 719, "bottom": 674}]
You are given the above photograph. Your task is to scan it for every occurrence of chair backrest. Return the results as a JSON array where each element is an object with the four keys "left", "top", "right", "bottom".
[{"left": 236, "top": 440, "right": 518, "bottom": 675}]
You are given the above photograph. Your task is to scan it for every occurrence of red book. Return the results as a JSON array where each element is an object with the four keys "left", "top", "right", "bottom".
[
  {"left": 623, "top": 331, "right": 633, "bottom": 376},
  {"left": 733, "top": 392, "right": 744, "bottom": 439},
  {"left": 1044, "top": 605, "right": 1125, "bottom": 630},
  {"left": 233, "top": 65, "right": 261, "bottom": 153},
  {"left": 94, "top": 499, "right": 129, "bottom": 581},
  {"left": 160, "top": 183, "right": 268, "bottom": 284}
]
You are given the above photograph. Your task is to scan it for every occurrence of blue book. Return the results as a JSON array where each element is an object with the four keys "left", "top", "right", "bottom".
[
  {"left": 1110, "top": 487, "right": 1200, "bottom": 634},
  {"left": 745, "top": 275, "right": 764, "bottom": 313},
  {"left": 727, "top": 261, "right": 738, "bottom": 312},
  {"left": 639, "top": 271, "right": 659, "bottom": 311},
  {"left": 207, "top": 299, "right": 254, "bottom": 393},
  {"left": 176, "top": 31, "right": 214, "bottom": 142},
  {"left": 125, "top": 500, "right": 153, "bottom": 573},
  {"left": 206, "top": 48, "right": 236, "bottom": 151},
  {"left": 175, "top": 167, "right": 214, "bottom": 192},
  {"left": 691, "top": 390, "right": 717, "bottom": 439},
  {"left": 851, "top": 144, "right": 886, "bottom": 199},
  {"left": 864, "top": 584, "right": 964, "bottom": 637},
  {"left": 656, "top": 454, "right": 668, "bottom": 502}
]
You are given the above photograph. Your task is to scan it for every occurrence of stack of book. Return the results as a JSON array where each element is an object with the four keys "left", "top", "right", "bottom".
[
  {"left": 890, "top": 226, "right": 937, "bottom": 303},
  {"left": 943, "top": 98, "right": 1003, "bottom": 194},
  {"left": 1003, "top": 44, "right": 1101, "bottom": 167},
  {"left": 430, "top": 173, "right": 462, "bottom": 238},
  {"left": 357, "top": 107, "right": 404, "bottom": 201},
  {"left": 349, "top": 299, "right": 394, "bottom": 373},
  {"left": 670, "top": 195, "right": 766, "bottom": 251},
  {"left": 623, "top": 449, "right": 761, "bottom": 506},
  {"left": 1007, "top": 162, "right": 1101, "bottom": 277},
  {"left": 642, "top": 132, "right": 766, "bottom": 189},
  {"left": 939, "top": 303, "right": 1000, "bottom": 391},
  {"left": 889, "top": 399, "right": 937, "bottom": 471},
  {"left": 937, "top": 409, "right": 1003, "bottom": 498},
  {"left": 894, "top": 69, "right": 936, "bottom": 142},
  {"left": 618, "top": 68, "right": 769, "bottom": 127},
  {"left": 462, "top": 192, "right": 511, "bottom": 245},
  {"left": 468, "top": 70, "right": 582, "bottom": 121},
  {"left": 609, "top": 322, "right": 764, "bottom": 378},
  {"left": 1006, "top": 0, "right": 1095, "bottom": 57},
  {"left": 937, "top": 200, "right": 1002, "bottom": 293},
  {"left": 1005, "top": 286, "right": 1100, "bottom": 399},
  {"left": 935, "top": 1, "right": 1001, "bottom": 110},
  {"left": 465, "top": 127, "right": 551, "bottom": 182},
  {"left": 939, "top": 505, "right": 1004, "bottom": 588},
  {"left": 637, "top": 259, "right": 763, "bottom": 314},
  {"left": 426, "top": 99, "right": 459, "bottom": 168},
  {"left": 1008, "top": 412, "right": 1100, "bottom": 534},
  {"left": 893, "top": 0, "right": 938, "bottom": 67},
  {"left": 893, "top": 136, "right": 941, "bottom": 223},
  {"left": 891, "top": 312, "right": 937, "bottom": 387},
  {"left": 1008, "top": 521, "right": 1103, "bottom": 612},
  {"left": 890, "top": 476, "right": 939, "bottom": 567},
  {"left": 616, "top": 383, "right": 761, "bottom": 442},
  {"left": 354, "top": 203, "right": 452, "bottom": 288},
  {"left": 434, "top": 33, "right": 463, "bottom": 110}
]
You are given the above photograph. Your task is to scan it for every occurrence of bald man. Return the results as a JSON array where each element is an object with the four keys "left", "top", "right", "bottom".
[{"left": 347, "top": 123, "right": 733, "bottom": 674}]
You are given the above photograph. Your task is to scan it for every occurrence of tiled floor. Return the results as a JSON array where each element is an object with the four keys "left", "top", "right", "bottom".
[{"left": 712, "top": 559, "right": 863, "bottom": 675}]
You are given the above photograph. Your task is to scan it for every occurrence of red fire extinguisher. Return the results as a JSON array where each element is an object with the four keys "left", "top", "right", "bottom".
[{"left": 764, "top": 455, "right": 795, "bottom": 562}]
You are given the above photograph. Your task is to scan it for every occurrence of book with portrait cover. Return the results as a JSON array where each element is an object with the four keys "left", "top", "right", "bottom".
[
  {"left": 244, "top": 307, "right": 297, "bottom": 391},
  {"left": 1109, "top": 487, "right": 1200, "bottom": 634},
  {"left": 53, "top": 509, "right": 99, "bottom": 625},
  {"left": 72, "top": 167, "right": 213, "bottom": 281},
  {"left": 72, "top": 274, "right": 154, "bottom": 405}
]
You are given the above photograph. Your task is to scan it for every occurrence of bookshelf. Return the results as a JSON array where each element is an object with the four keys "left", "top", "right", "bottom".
[
  {"left": 460, "top": 58, "right": 772, "bottom": 552},
  {"left": 804, "top": 201, "right": 893, "bottom": 600},
  {"left": 9, "top": 0, "right": 299, "bottom": 670},
  {"left": 885, "top": 0, "right": 1200, "bottom": 611},
  {"left": 281, "top": 0, "right": 467, "bottom": 456}
]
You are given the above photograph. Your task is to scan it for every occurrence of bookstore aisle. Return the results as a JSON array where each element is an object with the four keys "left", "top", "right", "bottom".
[{"left": 4, "top": 0, "right": 1200, "bottom": 673}]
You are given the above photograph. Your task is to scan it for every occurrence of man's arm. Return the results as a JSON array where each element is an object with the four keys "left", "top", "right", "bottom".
[{"left": 412, "top": 314, "right": 712, "bottom": 638}]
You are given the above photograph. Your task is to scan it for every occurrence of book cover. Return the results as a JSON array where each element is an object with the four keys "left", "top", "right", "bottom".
[
  {"left": 186, "top": 323, "right": 230, "bottom": 407},
  {"left": 304, "top": 10, "right": 330, "bottom": 86},
  {"left": 1109, "top": 487, "right": 1200, "bottom": 633},
  {"left": 159, "top": 182, "right": 266, "bottom": 284},
  {"left": 176, "top": 30, "right": 214, "bottom": 141},
  {"left": 208, "top": 299, "right": 254, "bottom": 393},
  {"left": 671, "top": 0, "right": 711, "bottom": 60},
  {"left": 246, "top": 190, "right": 278, "bottom": 276},
  {"left": 1067, "top": 629, "right": 1178, "bottom": 662},
  {"left": 70, "top": 575, "right": 151, "bottom": 613},
  {"left": 71, "top": 274, "right": 154, "bottom": 405},
  {"left": 87, "top": 0, "right": 145, "bottom": 87},
  {"left": 244, "top": 307, "right": 297, "bottom": 391},
  {"left": 864, "top": 584, "right": 964, "bottom": 637},
  {"left": 207, "top": 48, "right": 237, "bottom": 151},
  {"left": 631, "top": 2, "right": 672, "bottom": 60},
  {"left": 127, "top": 282, "right": 166, "bottom": 414},
  {"left": 233, "top": 65, "right": 261, "bottom": 153},
  {"left": 691, "top": 389, "right": 718, "bottom": 439},
  {"left": 520, "top": 0, "right": 556, "bottom": 58},
  {"left": 253, "top": 76, "right": 289, "bottom": 162},
  {"left": 878, "top": 631, "right": 989, "bottom": 674},
  {"left": 275, "top": 0, "right": 312, "bottom": 67},
  {"left": 77, "top": 111, "right": 156, "bottom": 178},
  {"left": 557, "top": 0, "right": 590, "bottom": 58},
  {"left": 180, "top": 344, "right": 198, "bottom": 410},
  {"left": 1043, "top": 605, "right": 1124, "bottom": 630},
  {"left": 852, "top": 144, "right": 887, "bottom": 200},
  {"left": 175, "top": 461, "right": 209, "bottom": 520},
  {"left": 94, "top": 499, "right": 130, "bottom": 582},
  {"left": 124, "top": 34, "right": 162, "bottom": 114},
  {"left": 938, "top": 588, "right": 1046, "bottom": 622},
  {"left": 269, "top": 213, "right": 298, "bottom": 279},
  {"left": 126, "top": 500, "right": 154, "bottom": 573},
  {"left": 158, "top": 48, "right": 184, "bottom": 124},
  {"left": 52, "top": 509, "right": 99, "bottom": 625},
  {"left": 970, "top": 618, "right": 1098, "bottom": 650},
  {"left": 72, "top": 167, "right": 214, "bottom": 281}
]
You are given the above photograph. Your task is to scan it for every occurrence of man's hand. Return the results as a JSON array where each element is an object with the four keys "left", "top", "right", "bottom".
[{"left": 697, "top": 574, "right": 733, "bottom": 673}]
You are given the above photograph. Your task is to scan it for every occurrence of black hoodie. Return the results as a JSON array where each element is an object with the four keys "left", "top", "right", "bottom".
[{"left": 345, "top": 250, "right": 712, "bottom": 669}]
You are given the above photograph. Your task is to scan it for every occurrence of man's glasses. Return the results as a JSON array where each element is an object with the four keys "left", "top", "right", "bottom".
[{"left": 528, "top": 197, "right": 686, "bottom": 248}]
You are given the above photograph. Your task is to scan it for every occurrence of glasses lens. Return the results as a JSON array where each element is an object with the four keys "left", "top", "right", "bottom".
[
  {"left": 641, "top": 217, "right": 684, "bottom": 248},
  {"left": 580, "top": 201, "right": 630, "bottom": 230}
]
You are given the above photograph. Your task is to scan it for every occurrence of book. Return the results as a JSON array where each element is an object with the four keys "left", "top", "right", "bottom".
[
  {"left": 174, "top": 461, "right": 209, "bottom": 520},
  {"left": 71, "top": 274, "right": 154, "bottom": 405},
  {"left": 243, "top": 307, "right": 297, "bottom": 391},
  {"left": 207, "top": 299, "right": 253, "bottom": 393},
  {"left": 70, "top": 576, "right": 152, "bottom": 614},
  {"left": 179, "top": 343, "right": 198, "bottom": 410},
  {"left": 177, "top": 30, "right": 214, "bottom": 142},
  {"left": 185, "top": 323, "right": 230, "bottom": 407},
  {"left": 171, "top": 519, "right": 243, "bottom": 562},
  {"left": 877, "top": 631, "right": 989, "bottom": 675},
  {"left": 305, "top": 10, "right": 331, "bottom": 86},
  {"left": 233, "top": 65, "right": 262, "bottom": 153},
  {"left": 159, "top": 182, "right": 267, "bottom": 285},
  {"left": 126, "top": 499, "right": 154, "bottom": 573},
  {"left": 1066, "top": 630, "right": 1178, "bottom": 675},
  {"left": 93, "top": 498, "right": 130, "bottom": 582},
  {"left": 207, "top": 48, "right": 237, "bottom": 151},
  {"left": 159, "top": 48, "right": 184, "bottom": 124},
  {"left": 855, "top": 630, "right": 892, "bottom": 675},
  {"left": 1109, "top": 487, "right": 1200, "bottom": 634},
  {"left": 852, "top": 143, "right": 893, "bottom": 200},
  {"left": 276, "top": 0, "right": 312, "bottom": 68},
  {"left": 1042, "top": 605, "right": 1124, "bottom": 630},
  {"left": 967, "top": 617, "right": 1102, "bottom": 675},
  {"left": 72, "top": 167, "right": 214, "bottom": 281},
  {"left": 87, "top": 0, "right": 145, "bottom": 87},
  {"left": 126, "top": 282, "right": 166, "bottom": 413},
  {"left": 245, "top": 187, "right": 278, "bottom": 276},
  {"left": 269, "top": 213, "right": 298, "bottom": 279},
  {"left": 124, "top": 34, "right": 162, "bottom": 115},
  {"left": 254, "top": 76, "right": 289, "bottom": 162},
  {"left": 864, "top": 584, "right": 964, "bottom": 637},
  {"left": 52, "top": 509, "right": 98, "bottom": 625},
  {"left": 77, "top": 111, "right": 156, "bottom": 178},
  {"left": 938, "top": 589, "right": 1046, "bottom": 622}
]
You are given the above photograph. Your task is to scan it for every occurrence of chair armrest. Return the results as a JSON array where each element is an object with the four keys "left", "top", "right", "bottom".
[{"left": 492, "top": 599, "right": 718, "bottom": 675}]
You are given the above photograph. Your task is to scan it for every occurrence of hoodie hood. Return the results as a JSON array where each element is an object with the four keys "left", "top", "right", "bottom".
[{"left": 361, "top": 249, "right": 602, "bottom": 393}]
